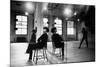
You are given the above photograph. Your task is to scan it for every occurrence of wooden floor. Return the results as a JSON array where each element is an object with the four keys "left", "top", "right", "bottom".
[{"left": 10, "top": 41, "right": 95, "bottom": 67}]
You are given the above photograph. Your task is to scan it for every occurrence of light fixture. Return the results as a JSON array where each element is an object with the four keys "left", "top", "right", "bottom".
[
  {"left": 42, "top": 3, "right": 48, "bottom": 12},
  {"left": 43, "top": 18, "right": 48, "bottom": 27},
  {"left": 25, "top": 2, "right": 34, "bottom": 12},
  {"left": 74, "top": 12, "right": 77, "bottom": 15},
  {"left": 43, "top": 18, "right": 48, "bottom": 23},
  {"left": 63, "top": 7, "right": 73, "bottom": 18},
  {"left": 77, "top": 19, "right": 80, "bottom": 22},
  {"left": 25, "top": 12, "right": 29, "bottom": 15},
  {"left": 66, "top": 18, "right": 68, "bottom": 20}
]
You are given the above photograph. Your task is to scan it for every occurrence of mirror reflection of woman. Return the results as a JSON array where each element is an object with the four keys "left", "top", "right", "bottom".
[{"left": 51, "top": 27, "right": 64, "bottom": 60}]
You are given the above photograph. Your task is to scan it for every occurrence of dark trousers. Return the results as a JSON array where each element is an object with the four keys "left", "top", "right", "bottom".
[
  {"left": 28, "top": 43, "right": 40, "bottom": 60},
  {"left": 79, "top": 36, "right": 88, "bottom": 48},
  {"left": 29, "top": 51, "right": 33, "bottom": 60},
  {"left": 28, "top": 42, "right": 46, "bottom": 60},
  {"left": 62, "top": 45, "right": 64, "bottom": 59}
]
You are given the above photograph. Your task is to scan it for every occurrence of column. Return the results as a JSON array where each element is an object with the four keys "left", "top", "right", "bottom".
[
  {"left": 48, "top": 15, "right": 54, "bottom": 42},
  {"left": 62, "top": 18, "right": 67, "bottom": 41},
  {"left": 34, "top": 3, "right": 44, "bottom": 40}
]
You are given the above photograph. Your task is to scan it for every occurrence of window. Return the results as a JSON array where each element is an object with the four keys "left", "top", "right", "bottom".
[
  {"left": 67, "top": 21, "right": 74, "bottom": 35},
  {"left": 43, "top": 18, "right": 48, "bottom": 27},
  {"left": 54, "top": 18, "right": 62, "bottom": 35},
  {"left": 16, "top": 15, "right": 27, "bottom": 35}
]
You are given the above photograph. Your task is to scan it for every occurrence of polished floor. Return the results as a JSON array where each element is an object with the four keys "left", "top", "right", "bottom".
[{"left": 10, "top": 40, "right": 95, "bottom": 67}]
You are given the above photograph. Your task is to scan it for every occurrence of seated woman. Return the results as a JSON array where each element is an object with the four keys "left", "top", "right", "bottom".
[
  {"left": 36, "top": 27, "right": 49, "bottom": 49},
  {"left": 26, "top": 27, "right": 49, "bottom": 62},
  {"left": 51, "top": 27, "right": 64, "bottom": 60}
]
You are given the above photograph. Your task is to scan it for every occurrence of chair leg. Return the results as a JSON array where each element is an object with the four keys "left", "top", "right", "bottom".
[
  {"left": 44, "top": 48, "right": 48, "bottom": 61},
  {"left": 59, "top": 48, "right": 61, "bottom": 57},
  {"left": 33, "top": 50, "right": 36, "bottom": 62},
  {"left": 53, "top": 48, "right": 55, "bottom": 54},
  {"left": 35, "top": 50, "right": 38, "bottom": 64},
  {"left": 62, "top": 47, "right": 64, "bottom": 60},
  {"left": 43, "top": 49, "right": 45, "bottom": 57}
]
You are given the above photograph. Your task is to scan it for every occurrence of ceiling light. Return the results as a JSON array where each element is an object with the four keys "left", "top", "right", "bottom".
[
  {"left": 25, "top": 2, "right": 34, "bottom": 12},
  {"left": 64, "top": 7, "right": 73, "bottom": 17},
  {"left": 25, "top": 12, "right": 29, "bottom": 15}
]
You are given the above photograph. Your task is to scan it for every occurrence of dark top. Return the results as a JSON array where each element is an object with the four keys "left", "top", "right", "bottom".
[
  {"left": 37, "top": 33, "right": 48, "bottom": 48},
  {"left": 26, "top": 32, "right": 36, "bottom": 53},
  {"left": 30, "top": 33, "right": 36, "bottom": 43},
  {"left": 52, "top": 33, "right": 64, "bottom": 48},
  {"left": 38, "top": 33, "right": 48, "bottom": 43},
  {"left": 52, "top": 34, "right": 63, "bottom": 42},
  {"left": 82, "top": 28, "right": 88, "bottom": 37}
]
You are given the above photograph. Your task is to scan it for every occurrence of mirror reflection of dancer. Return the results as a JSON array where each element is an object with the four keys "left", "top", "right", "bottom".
[
  {"left": 78, "top": 22, "right": 88, "bottom": 49},
  {"left": 26, "top": 29, "right": 36, "bottom": 62}
]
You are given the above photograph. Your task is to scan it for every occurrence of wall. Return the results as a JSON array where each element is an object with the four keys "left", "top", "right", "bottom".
[
  {"left": 10, "top": 10, "right": 34, "bottom": 43},
  {"left": 10, "top": 11, "right": 16, "bottom": 42}
]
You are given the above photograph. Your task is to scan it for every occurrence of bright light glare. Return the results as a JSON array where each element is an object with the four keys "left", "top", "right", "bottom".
[
  {"left": 66, "top": 18, "right": 68, "bottom": 20},
  {"left": 25, "top": 2, "right": 34, "bottom": 12},
  {"left": 77, "top": 19, "right": 80, "bottom": 22},
  {"left": 43, "top": 18, "right": 48, "bottom": 27},
  {"left": 42, "top": 3, "right": 48, "bottom": 11},
  {"left": 43, "top": 18, "right": 48, "bottom": 22},
  {"left": 64, "top": 7, "right": 73, "bottom": 17},
  {"left": 67, "top": 28, "right": 74, "bottom": 35},
  {"left": 74, "top": 12, "right": 77, "bottom": 15},
  {"left": 25, "top": 12, "right": 29, "bottom": 15}
]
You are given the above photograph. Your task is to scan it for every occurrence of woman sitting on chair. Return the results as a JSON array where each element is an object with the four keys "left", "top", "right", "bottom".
[
  {"left": 26, "top": 27, "right": 49, "bottom": 62},
  {"left": 51, "top": 27, "right": 64, "bottom": 60},
  {"left": 37, "top": 27, "right": 49, "bottom": 49}
]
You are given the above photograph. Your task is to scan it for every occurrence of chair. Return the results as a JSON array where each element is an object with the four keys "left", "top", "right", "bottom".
[
  {"left": 52, "top": 42, "right": 63, "bottom": 57},
  {"left": 32, "top": 43, "right": 48, "bottom": 64}
]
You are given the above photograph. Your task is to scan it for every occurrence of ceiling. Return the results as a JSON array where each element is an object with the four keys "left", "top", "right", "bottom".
[{"left": 11, "top": 1, "right": 91, "bottom": 19}]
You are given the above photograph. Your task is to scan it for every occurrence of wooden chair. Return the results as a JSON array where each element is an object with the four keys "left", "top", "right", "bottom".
[
  {"left": 52, "top": 42, "right": 62, "bottom": 57},
  {"left": 32, "top": 43, "right": 48, "bottom": 64}
]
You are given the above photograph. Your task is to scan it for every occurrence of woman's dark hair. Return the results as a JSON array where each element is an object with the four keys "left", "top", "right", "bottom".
[
  {"left": 43, "top": 27, "right": 49, "bottom": 32},
  {"left": 51, "top": 27, "right": 57, "bottom": 33},
  {"left": 32, "top": 29, "right": 37, "bottom": 33}
]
